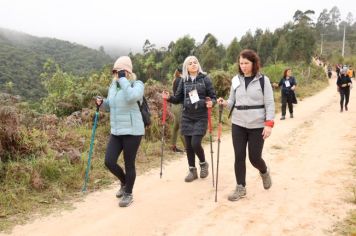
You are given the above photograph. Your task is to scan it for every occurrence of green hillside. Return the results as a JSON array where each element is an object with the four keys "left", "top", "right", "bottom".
[{"left": 0, "top": 28, "right": 112, "bottom": 100}]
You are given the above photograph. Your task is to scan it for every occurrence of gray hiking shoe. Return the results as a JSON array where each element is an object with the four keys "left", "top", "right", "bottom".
[
  {"left": 280, "top": 116, "right": 285, "bottom": 120},
  {"left": 116, "top": 184, "right": 125, "bottom": 198},
  {"left": 184, "top": 167, "right": 198, "bottom": 182},
  {"left": 199, "top": 162, "right": 209, "bottom": 178},
  {"left": 228, "top": 184, "right": 246, "bottom": 201},
  {"left": 260, "top": 169, "right": 272, "bottom": 190},
  {"left": 119, "top": 192, "right": 133, "bottom": 207}
]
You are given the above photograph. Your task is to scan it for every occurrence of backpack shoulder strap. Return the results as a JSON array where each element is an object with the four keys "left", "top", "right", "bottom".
[
  {"left": 259, "top": 74, "right": 265, "bottom": 95},
  {"left": 137, "top": 101, "right": 142, "bottom": 110},
  {"left": 228, "top": 86, "right": 238, "bottom": 119}
]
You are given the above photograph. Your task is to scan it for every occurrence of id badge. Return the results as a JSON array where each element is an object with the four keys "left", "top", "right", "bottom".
[
  {"left": 284, "top": 80, "right": 291, "bottom": 87},
  {"left": 189, "top": 89, "right": 200, "bottom": 104}
]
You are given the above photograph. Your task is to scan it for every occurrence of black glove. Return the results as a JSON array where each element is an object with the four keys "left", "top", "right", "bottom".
[{"left": 118, "top": 70, "right": 126, "bottom": 78}]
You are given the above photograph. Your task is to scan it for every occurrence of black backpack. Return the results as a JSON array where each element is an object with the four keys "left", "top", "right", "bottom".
[{"left": 137, "top": 97, "right": 151, "bottom": 128}]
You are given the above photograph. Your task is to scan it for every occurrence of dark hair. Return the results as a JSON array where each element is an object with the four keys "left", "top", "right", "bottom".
[
  {"left": 283, "top": 68, "right": 291, "bottom": 78},
  {"left": 238, "top": 49, "right": 260, "bottom": 76},
  {"left": 174, "top": 68, "right": 182, "bottom": 78}
]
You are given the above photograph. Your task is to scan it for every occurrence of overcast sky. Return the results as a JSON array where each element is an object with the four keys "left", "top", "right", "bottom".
[{"left": 0, "top": 0, "right": 354, "bottom": 53}]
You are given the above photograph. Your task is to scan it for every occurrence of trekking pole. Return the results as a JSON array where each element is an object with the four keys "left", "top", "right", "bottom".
[
  {"left": 82, "top": 100, "right": 101, "bottom": 192},
  {"left": 160, "top": 97, "right": 167, "bottom": 178},
  {"left": 206, "top": 97, "right": 215, "bottom": 187},
  {"left": 215, "top": 104, "right": 223, "bottom": 202}
]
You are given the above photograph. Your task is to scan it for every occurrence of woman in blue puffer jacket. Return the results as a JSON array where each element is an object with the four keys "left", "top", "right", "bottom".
[{"left": 96, "top": 56, "right": 144, "bottom": 207}]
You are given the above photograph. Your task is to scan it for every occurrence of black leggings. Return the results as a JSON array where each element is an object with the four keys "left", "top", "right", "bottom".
[
  {"left": 184, "top": 135, "right": 206, "bottom": 167},
  {"left": 281, "top": 94, "right": 293, "bottom": 116},
  {"left": 232, "top": 124, "right": 267, "bottom": 187},
  {"left": 104, "top": 135, "right": 142, "bottom": 194},
  {"left": 340, "top": 88, "right": 350, "bottom": 109}
]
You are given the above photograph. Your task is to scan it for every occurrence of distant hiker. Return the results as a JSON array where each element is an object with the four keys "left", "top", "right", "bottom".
[
  {"left": 170, "top": 66, "right": 186, "bottom": 153},
  {"left": 217, "top": 49, "right": 275, "bottom": 201},
  {"left": 327, "top": 65, "right": 332, "bottom": 79},
  {"left": 96, "top": 56, "right": 144, "bottom": 207},
  {"left": 162, "top": 56, "right": 217, "bottom": 182},
  {"left": 347, "top": 66, "right": 354, "bottom": 79},
  {"left": 273, "top": 69, "right": 297, "bottom": 120},
  {"left": 336, "top": 64, "right": 341, "bottom": 78},
  {"left": 337, "top": 67, "right": 352, "bottom": 112}
]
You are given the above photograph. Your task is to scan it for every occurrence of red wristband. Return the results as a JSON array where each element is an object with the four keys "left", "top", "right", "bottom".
[{"left": 264, "top": 120, "right": 274, "bottom": 128}]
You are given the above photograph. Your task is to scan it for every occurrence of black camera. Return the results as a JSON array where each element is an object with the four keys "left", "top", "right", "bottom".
[{"left": 118, "top": 70, "right": 126, "bottom": 78}]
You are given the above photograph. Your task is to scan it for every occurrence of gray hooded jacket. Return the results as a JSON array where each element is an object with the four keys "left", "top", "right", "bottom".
[{"left": 227, "top": 73, "right": 275, "bottom": 129}]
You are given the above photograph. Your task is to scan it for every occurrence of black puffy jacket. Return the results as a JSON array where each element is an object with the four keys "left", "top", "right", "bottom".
[
  {"left": 168, "top": 73, "right": 216, "bottom": 135},
  {"left": 168, "top": 73, "right": 217, "bottom": 118}
]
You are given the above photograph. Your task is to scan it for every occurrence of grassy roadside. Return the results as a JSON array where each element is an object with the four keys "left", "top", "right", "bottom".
[{"left": 0, "top": 138, "right": 188, "bottom": 233}]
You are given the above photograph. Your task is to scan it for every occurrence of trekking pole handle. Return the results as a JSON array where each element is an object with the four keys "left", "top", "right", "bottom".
[
  {"left": 217, "top": 104, "right": 223, "bottom": 140},
  {"left": 206, "top": 97, "right": 212, "bottom": 133}
]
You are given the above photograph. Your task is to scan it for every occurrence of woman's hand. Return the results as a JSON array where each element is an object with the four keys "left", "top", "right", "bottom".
[
  {"left": 162, "top": 91, "right": 170, "bottom": 99},
  {"left": 95, "top": 96, "right": 103, "bottom": 106},
  {"left": 262, "top": 126, "right": 272, "bottom": 140},
  {"left": 291, "top": 85, "right": 296, "bottom": 91},
  {"left": 217, "top": 97, "right": 227, "bottom": 107}
]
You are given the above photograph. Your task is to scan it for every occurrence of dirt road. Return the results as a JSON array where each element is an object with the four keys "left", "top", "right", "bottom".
[{"left": 4, "top": 76, "right": 356, "bottom": 236}]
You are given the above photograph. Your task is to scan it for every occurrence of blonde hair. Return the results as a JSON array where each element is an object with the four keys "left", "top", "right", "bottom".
[{"left": 182, "top": 56, "right": 205, "bottom": 81}]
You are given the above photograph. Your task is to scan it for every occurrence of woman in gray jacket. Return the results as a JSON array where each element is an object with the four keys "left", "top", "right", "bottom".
[
  {"left": 218, "top": 49, "right": 275, "bottom": 201},
  {"left": 96, "top": 56, "right": 144, "bottom": 207}
]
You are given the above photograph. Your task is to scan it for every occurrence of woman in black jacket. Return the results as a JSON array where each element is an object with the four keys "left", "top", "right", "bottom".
[
  {"left": 162, "top": 56, "right": 217, "bottom": 182},
  {"left": 274, "top": 69, "right": 297, "bottom": 120},
  {"left": 337, "top": 67, "right": 352, "bottom": 112}
]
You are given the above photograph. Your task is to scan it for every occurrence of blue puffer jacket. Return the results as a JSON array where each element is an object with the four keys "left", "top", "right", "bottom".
[{"left": 103, "top": 77, "right": 145, "bottom": 136}]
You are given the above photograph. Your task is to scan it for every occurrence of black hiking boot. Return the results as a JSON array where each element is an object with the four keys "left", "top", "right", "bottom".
[
  {"left": 280, "top": 116, "right": 285, "bottom": 120},
  {"left": 119, "top": 192, "right": 133, "bottom": 207},
  {"left": 116, "top": 184, "right": 126, "bottom": 198},
  {"left": 290, "top": 113, "right": 294, "bottom": 118},
  {"left": 199, "top": 162, "right": 209, "bottom": 178},
  {"left": 184, "top": 167, "right": 198, "bottom": 182},
  {"left": 345, "top": 105, "right": 348, "bottom": 111}
]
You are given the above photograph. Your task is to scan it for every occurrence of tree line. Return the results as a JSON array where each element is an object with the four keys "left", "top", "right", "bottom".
[{"left": 129, "top": 7, "right": 355, "bottom": 84}]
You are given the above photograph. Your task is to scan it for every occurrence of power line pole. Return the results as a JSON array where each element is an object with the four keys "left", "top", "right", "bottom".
[{"left": 342, "top": 24, "right": 346, "bottom": 57}]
